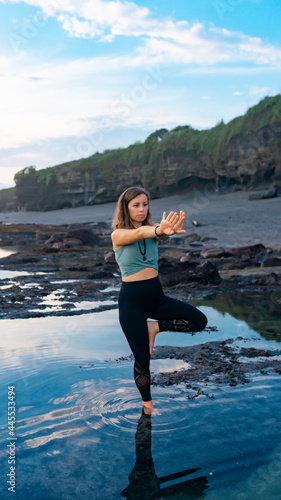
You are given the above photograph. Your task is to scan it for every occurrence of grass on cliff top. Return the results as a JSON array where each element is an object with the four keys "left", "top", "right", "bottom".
[{"left": 13, "top": 94, "right": 281, "bottom": 185}]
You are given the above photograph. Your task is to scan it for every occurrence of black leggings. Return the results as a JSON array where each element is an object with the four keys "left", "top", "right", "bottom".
[{"left": 118, "top": 276, "right": 207, "bottom": 402}]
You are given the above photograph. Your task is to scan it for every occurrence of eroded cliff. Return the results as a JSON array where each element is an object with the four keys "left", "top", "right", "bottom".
[{"left": 2, "top": 95, "right": 281, "bottom": 211}]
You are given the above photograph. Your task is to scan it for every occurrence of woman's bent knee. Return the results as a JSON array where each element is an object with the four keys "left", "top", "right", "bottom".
[{"left": 195, "top": 311, "right": 208, "bottom": 331}]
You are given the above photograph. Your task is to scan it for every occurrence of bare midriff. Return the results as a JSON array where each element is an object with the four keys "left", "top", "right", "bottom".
[{"left": 122, "top": 267, "right": 158, "bottom": 282}]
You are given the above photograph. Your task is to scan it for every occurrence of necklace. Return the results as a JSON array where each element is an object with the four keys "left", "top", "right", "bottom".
[{"left": 138, "top": 240, "right": 146, "bottom": 261}]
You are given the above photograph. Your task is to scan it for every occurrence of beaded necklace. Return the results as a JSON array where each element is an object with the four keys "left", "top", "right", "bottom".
[{"left": 137, "top": 240, "right": 146, "bottom": 261}]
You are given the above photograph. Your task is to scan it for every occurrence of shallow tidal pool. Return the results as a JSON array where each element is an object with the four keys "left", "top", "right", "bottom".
[{"left": 0, "top": 293, "right": 281, "bottom": 500}]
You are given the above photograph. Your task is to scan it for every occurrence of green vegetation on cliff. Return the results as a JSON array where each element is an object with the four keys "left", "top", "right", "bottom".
[
  {"left": 13, "top": 94, "right": 281, "bottom": 191},
  {"left": 0, "top": 94, "right": 279, "bottom": 211}
]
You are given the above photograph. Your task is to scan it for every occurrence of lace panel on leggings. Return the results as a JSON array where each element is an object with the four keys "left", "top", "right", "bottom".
[
  {"left": 134, "top": 362, "right": 151, "bottom": 400},
  {"left": 158, "top": 318, "right": 191, "bottom": 332}
]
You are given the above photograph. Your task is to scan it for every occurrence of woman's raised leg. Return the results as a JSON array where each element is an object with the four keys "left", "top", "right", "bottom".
[{"left": 149, "top": 293, "right": 207, "bottom": 352}]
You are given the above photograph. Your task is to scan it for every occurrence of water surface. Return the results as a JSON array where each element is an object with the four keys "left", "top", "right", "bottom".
[{"left": 0, "top": 294, "right": 281, "bottom": 499}]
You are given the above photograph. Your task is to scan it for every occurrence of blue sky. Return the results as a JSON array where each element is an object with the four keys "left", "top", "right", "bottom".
[{"left": 0, "top": 0, "right": 280, "bottom": 188}]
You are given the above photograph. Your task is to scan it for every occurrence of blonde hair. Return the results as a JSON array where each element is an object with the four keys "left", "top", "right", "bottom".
[{"left": 112, "top": 186, "right": 153, "bottom": 229}]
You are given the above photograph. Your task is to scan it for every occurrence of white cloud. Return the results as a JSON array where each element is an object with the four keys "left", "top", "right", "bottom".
[
  {"left": 1, "top": 0, "right": 281, "bottom": 176},
  {"left": 0, "top": 51, "right": 180, "bottom": 150},
  {"left": 2, "top": 0, "right": 281, "bottom": 66},
  {"left": 250, "top": 87, "right": 270, "bottom": 95}
]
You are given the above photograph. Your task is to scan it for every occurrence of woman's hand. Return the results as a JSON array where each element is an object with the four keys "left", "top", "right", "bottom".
[
  {"left": 173, "top": 210, "right": 186, "bottom": 234},
  {"left": 159, "top": 211, "right": 180, "bottom": 235}
]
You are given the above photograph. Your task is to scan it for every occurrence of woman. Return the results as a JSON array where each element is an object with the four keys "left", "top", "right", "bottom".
[{"left": 111, "top": 186, "right": 207, "bottom": 413}]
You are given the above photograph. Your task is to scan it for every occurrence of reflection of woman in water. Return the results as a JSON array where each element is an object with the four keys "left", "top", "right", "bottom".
[
  {"left": 111, "top": 186, "right": 207, "bottom": 413},
  {"left": 121, "top": 409, "right": 209, "bottom": 499}
]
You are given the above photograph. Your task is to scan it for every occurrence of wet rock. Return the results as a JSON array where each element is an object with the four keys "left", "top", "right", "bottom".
[
  {"left": 87, "top": 263, "right": 117, "bottom": 279},
  {"left": 261, "top": 256, "right": 281, "bottom": 267},
  {"left": 231, "top": 272, "right": 280, "bottom": 286},
  {"left": 188, "top": 261, "right": 222, "bottom": 285},
  {"left": 158, "top": 257, "right": 177, "bottom": 275},
  {"left": 218, "top": 261, "right": 247, "bottom": 270},
  {"left": 43, "top": 229, "right": 101, "bottom": 248},
  {"left": 261, "top": 273, "right": 280, "bottom": 285},
  {"left": 185, "top": 245, "right": 204, "bottom": 252},
  {"left": 186, "top": 242, "right": 203, "bottom": 247},
  {"left": 239, "top": 347, "right": 281, "bottom": 358},
  {"left": 1, "top": 220, "right": 281, "bottom": 321},
  {"left": 159, "top": 259, "right": 221, "bottom": 286},
  {"left": 200, "top": 237, "right": 218, "bottom": 243},
  {"left": 63, "top": 237, "right": 83, "bottom": 247},
  {"left": 248, "top": 186, "right": 277, "bottom": 200},
  {"left": 43, "top": 233, "right": 63, "bottom": 245},
  {"left": 52, "top": 241, "right": 66, "bottom": 250},
  {"left": 0, "top": 273, "right": 119, "bottom": 319},
  {"left": 182, "top": 233, "right": 200, "bottom": 243},
  {"left": 115, "top": 338, "right": 281, "bottom": 396},
  {"left": 180, "top": 252, "right": 194, "bottom": 263},
  {"left": 64, "top": 228, "right": 100, "bottom": 246},
  {"left": 229, "top": 244, "right": 268, "bottom": 261},
  {"left": 104, "top": 251, "right": 116, "bottom": 263},
  {"left": 200, "top": 247, "right": 231, "bottom": 259},
  {"left": 88, "top": 269, "right": 115, "bottom": 279},
  {"left": 0, "top": 251, "right": 41, "bottom": 264},
  {"left": 150, "top": 340, "right": 281, "bottom": 393},
  {"left": 166, "top": 235, "right": 186, "bottom": 246},
  {"left": 36, "top": 232, "right": 50, "bottom": 242},
  {"left": 44, "top": 246, "right": 60, "bottom": 253}
]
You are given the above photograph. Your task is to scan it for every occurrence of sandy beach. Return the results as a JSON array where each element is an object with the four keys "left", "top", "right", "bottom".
[{"left": 1, "top": 189, "right": 280, "bottom": 250}]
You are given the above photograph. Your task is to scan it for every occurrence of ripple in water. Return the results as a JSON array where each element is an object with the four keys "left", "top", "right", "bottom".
[{"left": 84, "top": 386, "right": 199, "bottom": 435}]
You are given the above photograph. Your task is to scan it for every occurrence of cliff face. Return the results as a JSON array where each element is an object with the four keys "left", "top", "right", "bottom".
[
  {"left": 13, "top": 162, "right": 144, "bottom": 211},
  {"left": 2, "top": 95, "right": 281, "bottom": 211},
  {"left": 222, "top": 124, "right": 281, "bottom": 185},
  {"left": 0, "top": 187, "right": 18, "bottom": 212}
]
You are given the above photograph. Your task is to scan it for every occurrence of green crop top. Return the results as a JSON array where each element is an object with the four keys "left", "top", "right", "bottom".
[{"left": 114, "top": 238, "right": 158, "bottom": 277}]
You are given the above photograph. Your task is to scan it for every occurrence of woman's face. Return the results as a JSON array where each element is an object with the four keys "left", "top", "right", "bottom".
[{"left": 127, "top": 194, "right": 149, "bottom": 226}]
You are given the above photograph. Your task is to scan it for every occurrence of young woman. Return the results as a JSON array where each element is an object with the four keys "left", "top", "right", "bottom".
[{"left": 111, "top": 186, "right": 207, "bottom": 413}]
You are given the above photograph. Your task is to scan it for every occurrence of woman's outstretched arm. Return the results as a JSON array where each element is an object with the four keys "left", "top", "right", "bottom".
[{"left": 112, "top": 211, "right": 185, "bottom": 249}]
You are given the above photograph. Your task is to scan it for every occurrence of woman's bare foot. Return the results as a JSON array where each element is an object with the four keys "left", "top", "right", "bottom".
[
  {"left": 142, "top": 400, "right": 161, "bottom": 415},
  {"left": 147, "top": 320, "right": 160, "bottom": 355}
]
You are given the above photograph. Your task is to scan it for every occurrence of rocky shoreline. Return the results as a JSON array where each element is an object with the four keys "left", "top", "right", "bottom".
[
  {"left": 1, "top": 212, "right": 281, "bottom": 396},
  {"left": 0, "top": 220, "right": 281, "bottom": 320},
  {"left": 106, "top": 339, "right": 281, "bottom": 399}
]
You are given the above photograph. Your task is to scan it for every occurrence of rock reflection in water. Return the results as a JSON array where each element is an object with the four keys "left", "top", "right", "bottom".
[
  {"left": 121, "top": 410, "right": 209, "bottom": 499},
  {"left": 193, "top": 291, "right": 281, "bottom": 341}
]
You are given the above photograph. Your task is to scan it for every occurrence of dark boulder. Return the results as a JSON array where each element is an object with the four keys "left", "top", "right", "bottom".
[
  {"left": 160, "top": 260, "right": 221, "bottom": 286},
  {"left": 43, "top": 233, "right": 63, "bottom": 246},
  {"left": 158, "top": 257, "right": 178, "bottom": 275},
  {"left": 88, "top": 264, "right": 116, "bottom": 279},
  {"left": 180, "top": 252, "right": 194, "bottom": 263},
  {"left": 104, "top": 251, "right": 116, "bottom": 263},
  {"left": 229, "top": 244, "right": 268, "bottom": 261},
  {"left": 188, "top": 261, "right": 222, "bottom": 285},
  {"left": 64, "top": 229, "right": 100, "bottom": 246},
  {"left": 261, "top": 256, "right": 281, "bottom": 268},
  {"left": 200, "top": 247, "right": 231, "bottom": 259},
  {"left": 63, "top": 237, "right": 83, "bottom": 248},
  {"left": 248, "top": 187, "right": 277, "bottom": 200}
]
